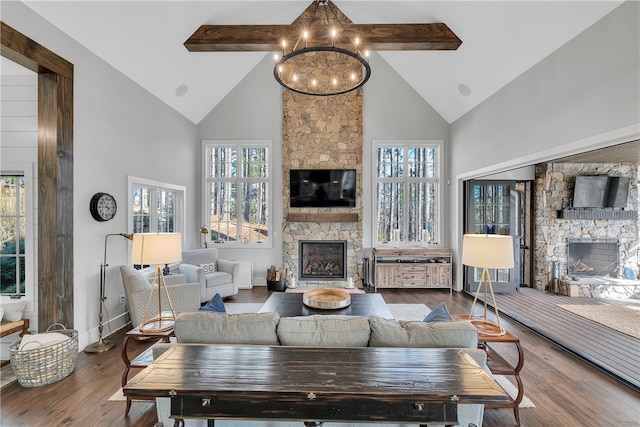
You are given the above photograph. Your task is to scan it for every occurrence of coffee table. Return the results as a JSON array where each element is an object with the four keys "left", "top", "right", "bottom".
[
  {"left": 124, "top": 344, "right": 510, "bottom": 427},
  {"left": 258, "top": 292, "right": 394, "bottom": 319}
]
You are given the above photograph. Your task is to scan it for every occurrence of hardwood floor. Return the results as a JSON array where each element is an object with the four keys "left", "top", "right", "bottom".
[
  {"left": 1, "top": 287, "right": 639, "bottom": 427},
  {"left": 480, "top": 287, "right": 640, "bottom": 390}
]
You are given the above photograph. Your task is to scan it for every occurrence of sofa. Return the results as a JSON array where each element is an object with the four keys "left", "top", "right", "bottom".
[
  {"left": 179, "top": 248, "right": 240, "bottom": 302},
  {"left": 153, "top": 312, "right": 489, "bottom": 427}
]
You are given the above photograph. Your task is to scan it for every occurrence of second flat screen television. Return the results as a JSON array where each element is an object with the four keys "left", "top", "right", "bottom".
[{"left": 290, "top": 169, "right": 356, "bottom": 207}]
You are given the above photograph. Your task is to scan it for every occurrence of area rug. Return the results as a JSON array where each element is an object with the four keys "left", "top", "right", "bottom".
[
  {"left": 224, "top": 303, "right": 264, "bottom": 314},
  {"left": 557, "top": 304, "right": 640, "bottom": 339},
  {"left": 493, "top": 375, "right": 535, "bottom": 408}
]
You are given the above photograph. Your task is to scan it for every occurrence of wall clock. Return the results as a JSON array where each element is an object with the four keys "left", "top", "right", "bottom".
[{"left": 90, "top": 192, "right": 117, "bottom": 222}]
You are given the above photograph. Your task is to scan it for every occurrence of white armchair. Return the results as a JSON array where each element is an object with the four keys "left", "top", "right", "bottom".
[
  {"left": 179, "top": 248, "right": 240, "bottom": 302},
  {"left": 120, "top": 265, "right": 200, "bottom": 328}
]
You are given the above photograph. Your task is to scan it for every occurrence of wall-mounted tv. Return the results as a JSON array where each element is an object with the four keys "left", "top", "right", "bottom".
[
  {"left": 572, "top": 175, "right": 630, "bottom": 208},
  {"left": 290, "top": 169, "right": 356, "bottom": 208}
]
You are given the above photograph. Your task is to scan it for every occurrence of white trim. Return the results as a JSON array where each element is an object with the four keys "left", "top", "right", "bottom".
[
  {"left": 0, "top": 164, "right": 36, "bottom": 312},
  {"left": 452, "top": 123, "right": 640, "bottom": 292},
  {"left": 127, "top": 176, "right": 187, "bottom": 262}
]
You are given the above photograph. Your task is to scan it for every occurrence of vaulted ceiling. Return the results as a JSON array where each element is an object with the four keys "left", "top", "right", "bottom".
[{"left": 10, "top": 1, "right": 625, "bottom": 125}]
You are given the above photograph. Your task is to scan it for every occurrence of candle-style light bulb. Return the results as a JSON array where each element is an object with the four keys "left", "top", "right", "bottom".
[
  {"left": 332, "top": 78, "right": 337, "bottom": 86},
  {"left": 281, "top": 40, "right": 286, "bottom": 55},
  {"left": 331, "top": 28, "right": 336, "bottom": 46},
  {"left": 303, "top": 31, "right": 308, "bottom": 48}
]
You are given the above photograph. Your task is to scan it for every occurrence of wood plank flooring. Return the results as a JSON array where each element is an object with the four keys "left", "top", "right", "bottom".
[
  {"left": 0, "top": 287, "right": 638, "bottom": 427},
  {"left": 477, "top": 287, "right": 640, "bottom": 391}
]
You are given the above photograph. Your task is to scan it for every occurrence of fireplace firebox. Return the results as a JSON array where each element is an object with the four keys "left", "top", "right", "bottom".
[
  {"left": 566, "top": 238, "right": 620, "bottom": 277},
  {"left": 299, "top": 240, "right": 347, "bottom": 281}
]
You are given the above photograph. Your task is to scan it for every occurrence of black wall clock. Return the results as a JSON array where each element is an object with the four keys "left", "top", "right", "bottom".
[{"left": 90, "top": 192, "right": 117, "bottom": 222}]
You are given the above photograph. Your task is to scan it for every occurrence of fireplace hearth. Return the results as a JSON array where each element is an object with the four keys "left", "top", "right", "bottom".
[{"left": 299, "top": 240, "right": 347, "bottom": 281}]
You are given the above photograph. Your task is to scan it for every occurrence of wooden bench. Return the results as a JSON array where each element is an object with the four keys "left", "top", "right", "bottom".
[{"left": 0, "top": 319, "right": 30, "bottom": 367}]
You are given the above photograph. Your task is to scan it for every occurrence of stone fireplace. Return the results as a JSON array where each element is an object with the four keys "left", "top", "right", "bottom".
[
  {"left": 534, "top": 162, "right": 639, "bottom": 298},
  {"left": 280, "top": 68, "right": 363, "bottom": 287},
  {"left": 566, "top": 238, "right": 619, "bottom": 277},
  {"left": 299, "top": 240, "right": 347, "bottom": 282}
]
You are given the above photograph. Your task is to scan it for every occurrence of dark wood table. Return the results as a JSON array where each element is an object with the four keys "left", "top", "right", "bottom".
[
  {"left": 123, "top": 344, "right": 509, "bottom": 427},
  {"left": 258, "top": 292, "right": 394, "bottom": 319}
]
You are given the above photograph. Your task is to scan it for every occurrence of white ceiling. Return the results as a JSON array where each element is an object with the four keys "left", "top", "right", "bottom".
[{"left": 10, "top": 1, "right": 625, "bottom": 125}]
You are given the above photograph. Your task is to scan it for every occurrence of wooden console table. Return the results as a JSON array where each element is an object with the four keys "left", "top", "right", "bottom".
[
  {"left": 124, "top": 344, "right": 509, "bottom": 427},
  {"left": 0, "top": 319, "right": 30, "bottom": 367},
  {"left": 372, "top": 247, "right": 452, "bottom": 292}
]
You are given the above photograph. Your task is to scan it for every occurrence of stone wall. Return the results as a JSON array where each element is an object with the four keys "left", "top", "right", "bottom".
[
  {"left": 281, "top": 88, "right": 363, "bottom": 286},
  {"left": 534, "top": 163, "right": 639, "bottom": 290}
]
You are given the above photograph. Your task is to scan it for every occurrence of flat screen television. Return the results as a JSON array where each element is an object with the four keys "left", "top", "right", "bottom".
[
  {"left": 290, "top": 169, "right": 356, "bottom": 208},
  {"left": 572, "top": 175, "right": 630, "bottom": 208}
]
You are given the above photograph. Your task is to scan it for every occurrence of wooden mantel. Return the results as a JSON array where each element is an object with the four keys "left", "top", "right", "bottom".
[{"left": 287, "top": 213, "right": 358, "bottom": 223}]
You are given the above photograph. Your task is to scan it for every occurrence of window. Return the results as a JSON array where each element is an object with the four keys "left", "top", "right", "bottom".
[
  {"left": 204, "top": 141, "right": 270, "bottom": 246},
  {"left": 0, "top": 175, "right": 26, "bottom": 295},
  {"left": 373, "top": 142, "right": 440, "bottom": 245}
]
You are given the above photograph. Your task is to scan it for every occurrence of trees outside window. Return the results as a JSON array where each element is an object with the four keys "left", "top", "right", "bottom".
[
  {"left": 374, "top": 142, "right": 440, "bottom": 245},
  {"left": 204, "top": 141, "right": 270, "bottom": 246},
  {"left": 0, "top": 175, "right": 26, "bottom": 295}
]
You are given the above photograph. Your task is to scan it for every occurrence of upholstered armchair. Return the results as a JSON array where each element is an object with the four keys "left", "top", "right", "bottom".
[
  {"left": 179, "top": 248, "right": 240, "bottom": 302},
  {"left": 120, "top": 265, "right": 201, "bottom": 328}
]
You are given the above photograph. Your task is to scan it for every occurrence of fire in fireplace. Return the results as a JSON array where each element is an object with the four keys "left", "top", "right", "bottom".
[
  {"left": 566, "top": 238, "right": 619, "bottom": 277},
  {"left": 299, "top": 240, "right": 347, "bottom": 281}
]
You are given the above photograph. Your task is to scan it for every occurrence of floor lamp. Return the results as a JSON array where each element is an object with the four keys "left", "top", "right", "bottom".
[
  {"left": 131, "top": 233, "right": 182, "bottom": 332},
  {"left": 85, "top": 233, "right": 133, "bottom": 353},
  {"left": 462, "top": 234, "right": 514, "bottom": 337}
]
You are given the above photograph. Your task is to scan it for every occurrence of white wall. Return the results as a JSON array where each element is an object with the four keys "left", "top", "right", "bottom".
[
  {"left": 196, "top": 54, "right": 284, "bottom": 283},
  {"left": 1, "top": 2, "right": 199, "bottom": 350},
  {"left": 363, "top": 53, "right": 450, "bottom": 248},
  {"left": 449, "top": 1, "right": 640, "bottom": 288}
]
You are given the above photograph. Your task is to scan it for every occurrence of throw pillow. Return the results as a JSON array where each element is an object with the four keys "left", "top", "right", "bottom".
[
  {"left": 423, "top": 301, "right": 453, "bottom": 323},
  {"left": 199, "top": 293, "right": 226, "bottom": 313},
  {"left": 199, "top": 262, "right": 217, "bottom": 273}
]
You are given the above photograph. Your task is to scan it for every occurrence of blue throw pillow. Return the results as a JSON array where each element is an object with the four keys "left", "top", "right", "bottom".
[
  {"left": 199, "top": 293, "right": 226, "bottom": 313},
  {"left": 423, "top": 302, "right": 452, "bottom": 323}
]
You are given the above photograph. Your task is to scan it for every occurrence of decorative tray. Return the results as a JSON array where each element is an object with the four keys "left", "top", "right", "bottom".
[{"left": 302, "top": 288, "right": 351, "bottom": 310}]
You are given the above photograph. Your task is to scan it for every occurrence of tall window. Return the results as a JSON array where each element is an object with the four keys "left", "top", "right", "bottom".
[
  {"left": 0, "top": 175, "right": 26, "bottom": 295},
  {"left": 374, "top": 142, "right": 440, "bottom": 245},
  {"left": 204, "top": 141, "right": 270, "bottom": 246}
]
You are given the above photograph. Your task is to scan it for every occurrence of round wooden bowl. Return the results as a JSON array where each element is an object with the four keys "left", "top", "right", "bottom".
[{"left": 303, "top": 288, "right": 351, "bottom": 310}]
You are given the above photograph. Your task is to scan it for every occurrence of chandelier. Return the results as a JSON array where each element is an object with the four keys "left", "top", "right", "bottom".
[{"left": 273, "top": 0, "right": 371, "bottom": 96}]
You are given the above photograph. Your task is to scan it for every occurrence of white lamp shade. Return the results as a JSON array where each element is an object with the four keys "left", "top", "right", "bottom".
[
  {"left": 131, "top": 233, "right": 182, "bottom": 265},
  {"left": 462, "top": 234, "right": 514, "bottom": 269}
]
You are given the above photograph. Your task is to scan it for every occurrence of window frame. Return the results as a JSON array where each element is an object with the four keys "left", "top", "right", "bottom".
[
  {"left": 127, "top": 176, "right": 186, "bottom": 269},
  {"left": 371, "top": 140, "right": 442, "bottom": 246},
  {"left": 202, "top": 140, "right": 273, "bottom": 249},
  {"left": 0, "top": 164, "right": 35, "bottom": 300}
]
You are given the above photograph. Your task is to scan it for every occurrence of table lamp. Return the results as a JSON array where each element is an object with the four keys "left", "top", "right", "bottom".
[
  {"left": 131, "top": 232, "right": 182, "bottom": 332},
  {"left": 462, "top": 233, "right": 514, "bottom": 336}
]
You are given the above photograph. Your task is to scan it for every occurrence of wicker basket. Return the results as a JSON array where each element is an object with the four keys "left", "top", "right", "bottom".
[{"left": 9, "top": 323, "right": 78, "bottom": 387}]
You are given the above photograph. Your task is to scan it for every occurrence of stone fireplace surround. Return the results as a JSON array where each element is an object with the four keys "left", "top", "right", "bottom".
[
  {"left": 280, "top": 81, "right": 363, "bottom": 287},
  {"left": 535, "top": 162, "right": 639, "bottom": 298}
]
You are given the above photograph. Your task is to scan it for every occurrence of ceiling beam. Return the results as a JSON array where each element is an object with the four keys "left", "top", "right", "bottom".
[
  {"left": 184, "top": 1, "right": 461, "bottom": 53},
  {"left": 184, "top": 23, "right": 461, "bottom": 52}
]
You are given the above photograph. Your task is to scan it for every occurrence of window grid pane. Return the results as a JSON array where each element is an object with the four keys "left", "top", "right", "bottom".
[
  {"left": 0, "top": 175, "right": 26, "bottom": 295},
  {"left": 374, "top": 144, "right": 439, "bottom": 245},
  {"left": 207, "top": 144, "right": 269, "bottom": 244}
]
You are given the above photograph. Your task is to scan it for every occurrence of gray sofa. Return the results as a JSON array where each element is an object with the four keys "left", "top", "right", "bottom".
[{"left": 153, "top": 312, "right": 489, "bottom": 427}]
